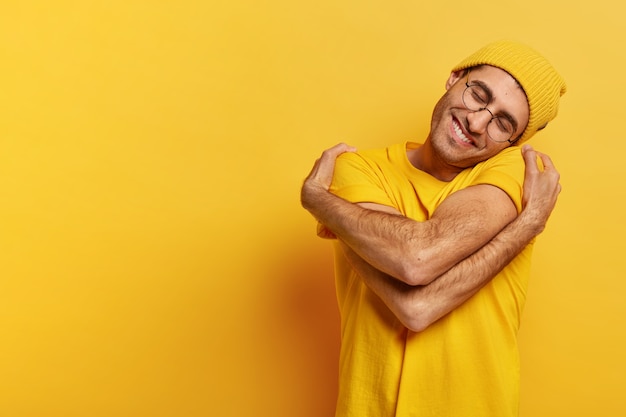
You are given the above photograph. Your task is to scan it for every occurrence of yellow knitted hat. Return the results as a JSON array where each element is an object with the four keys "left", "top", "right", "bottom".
[{"left": 451, "top": 40, "right": 567, "bottom": 143}]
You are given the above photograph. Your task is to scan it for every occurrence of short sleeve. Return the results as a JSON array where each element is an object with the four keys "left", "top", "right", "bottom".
[
  {"left": 470, "top": 147, "right": 525, "bottom": 212},
  {"left": 316, "top": 149, "right": 396, "bottom": 239},
  {"left": 329, "top": 151, "right": 395, "bottom": 206}
]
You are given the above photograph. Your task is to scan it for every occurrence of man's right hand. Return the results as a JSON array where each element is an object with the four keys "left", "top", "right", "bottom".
[{"left": 520, "top": 145, "right": 562, "bottom": 234}]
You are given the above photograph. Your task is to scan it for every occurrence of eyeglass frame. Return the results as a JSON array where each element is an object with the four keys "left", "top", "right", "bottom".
[{"left": 461, "top": 71, "right": 521, "bottom": 144}]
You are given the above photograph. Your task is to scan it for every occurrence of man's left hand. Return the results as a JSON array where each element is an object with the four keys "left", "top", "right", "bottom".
[{"left": 301, "top": 143, "right": 357, "bottom": 209}]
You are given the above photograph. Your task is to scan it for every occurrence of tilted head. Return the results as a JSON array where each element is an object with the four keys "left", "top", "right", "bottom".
[{"left": 451, "top": 40, "right": 567, "bottom": 144}]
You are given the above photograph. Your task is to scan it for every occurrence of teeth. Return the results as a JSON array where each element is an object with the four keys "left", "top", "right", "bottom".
[{"left": 453, "top": 120, "right": 471, "bottom": 144}]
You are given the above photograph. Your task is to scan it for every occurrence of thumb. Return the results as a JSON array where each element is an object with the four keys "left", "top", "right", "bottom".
[{"left": 522, "top": 144, "right": 540, "bottom": 176}]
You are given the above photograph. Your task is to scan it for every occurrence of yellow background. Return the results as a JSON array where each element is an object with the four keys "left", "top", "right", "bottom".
[{"left": 0, "top": 1, "right": 623, "bottom": 416}]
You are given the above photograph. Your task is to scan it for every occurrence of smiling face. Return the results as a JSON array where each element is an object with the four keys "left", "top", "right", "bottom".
[{"left": 423, "top": 65, "right": 530, "bottom": 180}]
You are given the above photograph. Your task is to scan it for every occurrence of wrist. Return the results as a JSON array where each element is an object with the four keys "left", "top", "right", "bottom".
[
  {"left": 515, "top": 209, "right": 546, "bottom": 240},
  {"left": 301, "top": 180, "right": 326, "bottom": 212}
]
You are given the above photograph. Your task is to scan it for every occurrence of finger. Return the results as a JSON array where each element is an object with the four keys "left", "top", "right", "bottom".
[
  {"left": 521, "top": 144, "right": 540, "bottom": 175},
  {"left": 305, "top": 143, "right": 356, "bottom": 186},
  {"left": 334, "top": 142, "right": 357, "bottom": 153},
  {"left": 536, "top": 151, "right": 557, "bottom": 171},
  {"left": 303, "top": 157, "right": 322, "bottom": 181},
  {"left": 323, "top": 142, "right": 357, "bottom": 158},
  {"left": 319, "top": 143, "right": 357, "bottom": 167}
]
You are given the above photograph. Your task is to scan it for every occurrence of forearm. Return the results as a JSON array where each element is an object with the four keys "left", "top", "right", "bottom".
[
  {"left": 303, "top": 185, "right": 424, "bottom": 281},
  {"left": 341, "top": 209, "right": 543, "bottom": 332},
  {"left": 412, "top": 209, "right": 543, "bottom": 328},
  {"left": 303, "top": 182, "right": 514, "bottom": 286}
]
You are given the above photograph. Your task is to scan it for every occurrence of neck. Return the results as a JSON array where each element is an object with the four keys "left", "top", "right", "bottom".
[{"left": 407, "top": 138, "right": 462, "bottom": 182}]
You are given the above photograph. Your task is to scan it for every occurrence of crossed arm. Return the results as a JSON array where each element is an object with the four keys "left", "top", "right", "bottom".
[
  {"left": 301, "top": 143, "right": 561, "bottom": 331},
  {"left": 305, "top": 177, "right": 518, "bottom": 286},
  {"left": 338, "top": 207, "right": 540, "bottom": 331}
]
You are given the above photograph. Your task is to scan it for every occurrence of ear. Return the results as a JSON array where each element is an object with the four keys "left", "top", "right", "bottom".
[{"left": 445, "top": 70, "right": 466, "bottom": 91}]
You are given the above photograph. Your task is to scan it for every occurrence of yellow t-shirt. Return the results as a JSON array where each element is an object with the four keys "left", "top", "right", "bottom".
[{"left": 328, "top": 141, "right": 533, "bottom": 417}]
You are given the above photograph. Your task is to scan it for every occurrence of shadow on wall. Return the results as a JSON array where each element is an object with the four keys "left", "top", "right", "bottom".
[{"left": 259, "top": 240, "right": 341, "bottom": 417}]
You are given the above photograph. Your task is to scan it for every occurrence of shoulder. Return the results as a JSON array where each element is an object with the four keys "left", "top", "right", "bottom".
[
  {"left": 335, "top": 142, "right": 407, "bottom": 174},
  {"left": 458, "top": 146, "right": 526, "bottom": 211},
  {"left": 331, "top": 143, "right": 408, "bottom": 206},
  {"left": 477, "top": 146, "right": 524, "bottom": 172}
]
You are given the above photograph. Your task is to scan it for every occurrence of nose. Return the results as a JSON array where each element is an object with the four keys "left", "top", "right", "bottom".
[{"left": 466, "top": 108, "right": 492, "bottom": 134}]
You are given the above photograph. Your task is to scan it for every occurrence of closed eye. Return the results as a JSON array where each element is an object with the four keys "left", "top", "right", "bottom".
[
  {"left": 494, "top": 117, "right": 514, "bottom": 134},
  {"left": 469, "top": 85, "right": 489, "bottom": 106}
]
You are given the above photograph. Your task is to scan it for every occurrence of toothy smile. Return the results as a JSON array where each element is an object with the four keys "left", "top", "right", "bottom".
[{"left": 452, "top": 118, "right": 474, "bottom": 145}]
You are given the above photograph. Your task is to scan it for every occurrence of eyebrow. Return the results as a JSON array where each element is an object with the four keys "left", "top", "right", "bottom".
[{"left": 470, "top": 79, "right": 520, "bottom": 134}]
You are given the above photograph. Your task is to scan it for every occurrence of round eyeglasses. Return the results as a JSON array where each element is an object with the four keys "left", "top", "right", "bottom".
[{"left": 462, "top": 74, "right": 517, "bottom": 144}]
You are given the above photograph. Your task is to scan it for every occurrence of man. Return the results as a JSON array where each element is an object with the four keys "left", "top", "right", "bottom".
[{"left": 301, "top": 41, "right": 566, "bottom": 417}]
